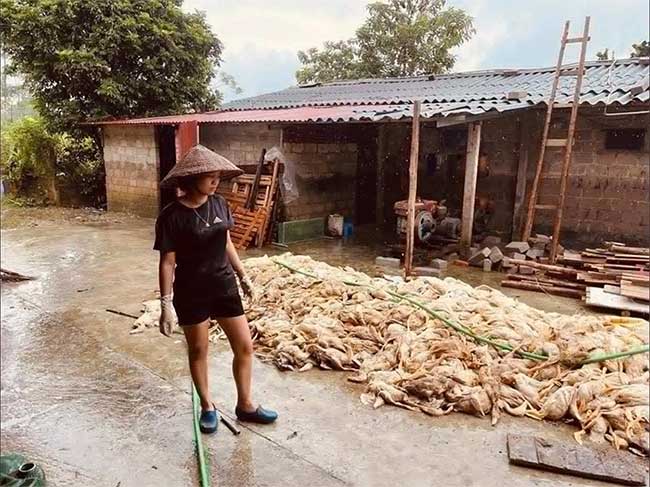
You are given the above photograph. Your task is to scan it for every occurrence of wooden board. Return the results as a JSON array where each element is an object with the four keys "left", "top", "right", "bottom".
[
  {"left": 620, "top": 280, "right": 650, "bottom": 301},
  {"left": 584, "top": 287, "right": 650, "bottom": 315},
  {"left": 507, "top": 434, "right": 647, "bottom": 486},
  {"left": 501, "top": 280, "right": 584, "bottom": 299}
]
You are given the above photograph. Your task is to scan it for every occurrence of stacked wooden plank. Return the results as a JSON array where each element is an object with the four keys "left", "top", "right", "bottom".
[
  {"left": 217, "top": 158, "right": 281, "bottom": 250},
  {"left": 500, "top": 240, "right": 650, "bottom": 314}
]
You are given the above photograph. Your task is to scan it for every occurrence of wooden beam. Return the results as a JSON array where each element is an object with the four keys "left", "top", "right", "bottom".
[
  {"left": 512, "top": 117, "right": 529, "bottom": 240},
  {"left": 404, "top": 101, "right": 421, "bottom": 277},
  {"left": 460, "top": 121, "right": 482, "bottom": 256},
  {"left": 375, "top": 125, "right": 387, "bottom": 226}
]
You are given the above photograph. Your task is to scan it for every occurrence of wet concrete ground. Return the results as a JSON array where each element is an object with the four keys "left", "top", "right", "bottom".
[{"left": 1, "top": 207, "right": 645, "bottom": 486}]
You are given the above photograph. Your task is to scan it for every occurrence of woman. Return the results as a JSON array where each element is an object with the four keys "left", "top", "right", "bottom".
[{"left": 154, "top": 144, "right": 277, "bottom": 434}]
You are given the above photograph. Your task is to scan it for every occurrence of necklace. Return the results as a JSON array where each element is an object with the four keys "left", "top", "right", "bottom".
[{"left": 193, "top": 201, "right": 211, "bottom": 227}]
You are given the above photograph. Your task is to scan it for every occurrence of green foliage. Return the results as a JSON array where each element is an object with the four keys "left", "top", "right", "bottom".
[
  {"left": 631, "top": 41, "right": 649, "bottom": 58},
  {"left": 1, "top": 116, "right": 104, "bottom": 205},
  {"left": 296, "top": 0, "right": 474, "bottom": 84},
  {"left": 55, "top": 132, "right": 105, "bottom": 206},
  {"left": 0, "top": 0, "right": 224, "bottom": 130},
  {"left": 1, "top": 116, "right": 57, "bottom": 188}
]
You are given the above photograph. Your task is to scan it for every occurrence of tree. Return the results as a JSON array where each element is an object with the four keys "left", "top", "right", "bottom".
[
  {"left": 296, "top": 0, "right": 474, "bottom": 84},
  {"left": 631, "top": 41, "right": 649, "bottom": 58},
  {"left": 596, "top": 48, "right": 610, "bottom": 61},
  {"left": 0, "top": 0, "right": 224, "bottom": 130}
]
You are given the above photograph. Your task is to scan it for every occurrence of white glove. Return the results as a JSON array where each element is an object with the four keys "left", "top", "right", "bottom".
[
  {"left": 159, "top": 294, "right": 176, "bottom": 337},
  {"left": 239, "top": 274, "right": 256, "bottom": 300}
]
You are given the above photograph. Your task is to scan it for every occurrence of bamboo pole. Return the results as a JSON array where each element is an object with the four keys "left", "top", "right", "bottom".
[{"left": 404, "top": 101, "right": 421, "bottom": 277}]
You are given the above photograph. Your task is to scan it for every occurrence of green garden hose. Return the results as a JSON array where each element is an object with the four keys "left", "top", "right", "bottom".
[
  {"left": 272, "top": 258, "right": 649, "bottom": 366},
  {"left": 192, "top": 383, "right": 210, "bottom": 487}
]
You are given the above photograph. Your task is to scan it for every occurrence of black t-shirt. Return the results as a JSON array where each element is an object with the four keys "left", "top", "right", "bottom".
[{"left": 154, "top": 195, "right": 238, "bottom": 299}]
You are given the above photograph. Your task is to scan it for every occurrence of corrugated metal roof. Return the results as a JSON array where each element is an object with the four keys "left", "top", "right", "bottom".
[
  {"left": 91, "top": 59, "right": 648, "bottom": 125},
  {"left": 223, "top": 59, "right": 649, "bottom": 111}
]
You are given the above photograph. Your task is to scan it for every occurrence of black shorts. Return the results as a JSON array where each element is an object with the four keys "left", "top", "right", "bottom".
[{"left": 173, "top": 291, "right": 245, "bottom": 326}]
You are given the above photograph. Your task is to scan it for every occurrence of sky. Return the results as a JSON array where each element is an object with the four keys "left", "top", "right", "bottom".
[{"left": 187, "top": 0, "right": 649, "bottom": 101}]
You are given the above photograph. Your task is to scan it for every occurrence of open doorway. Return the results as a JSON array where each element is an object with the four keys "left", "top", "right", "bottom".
[{"left": 156, "top": 125, "right": 176, "bottom": 209}]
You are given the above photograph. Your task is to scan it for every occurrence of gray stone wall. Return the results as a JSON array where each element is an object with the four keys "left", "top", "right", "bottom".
[
  {"left": 530, "top": 111, "right": 650, "bottom": 245},
  {"left": 200, "top": 124, "right": 358, "bottom": 222},
  {"left": 103, "top": 125, "right": 159, "bottom": 217}
]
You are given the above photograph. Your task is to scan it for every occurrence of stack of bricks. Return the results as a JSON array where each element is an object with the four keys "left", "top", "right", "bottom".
[{"left": 103, "top": 125, "right": 160, "bottom": 217}]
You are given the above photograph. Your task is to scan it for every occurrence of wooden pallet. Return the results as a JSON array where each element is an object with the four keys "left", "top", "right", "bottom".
[
  {"left": 217, "top": 156, "right": 281, "bottom": 249},
  {"left": 230, "top": 206, "right": 267, "bottom": 250}
]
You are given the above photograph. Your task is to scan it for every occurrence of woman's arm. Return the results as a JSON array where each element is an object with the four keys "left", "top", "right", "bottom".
[
  {"left": 159, "top": 251, "right": 176, "bottom": 296},
  {"left": 225, "top": 231, "right": 246, "bottom": 277}
]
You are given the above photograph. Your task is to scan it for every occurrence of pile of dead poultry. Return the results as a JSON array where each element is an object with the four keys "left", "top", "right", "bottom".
[
  {"left": 243, "top": 254, "right": 649, "bottom": 455},
  {"left": 131, "top": 253, "right": 648, "bottom": 454}
]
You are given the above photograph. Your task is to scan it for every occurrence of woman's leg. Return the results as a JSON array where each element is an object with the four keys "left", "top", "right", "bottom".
[
  {"left": 182, "top": 320, "right": 214, "bottom": 411},
  {"left": 217, "top": 315, "right": 255, "bottom": 411}
]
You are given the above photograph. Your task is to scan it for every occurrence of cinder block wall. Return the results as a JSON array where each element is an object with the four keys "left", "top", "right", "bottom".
[
  {"left": 282, "top": 142, "right": 358, "bottom": 220},
  {"left": 103, "top": 125, "right": 160, "bottom": 217},
  {"left": 199, "top": 123, "right": 281, "bottom": 166},
  {"left": 200, "top": 124, "right": 359, "bottom": 222},
  {"left": 476, "top": 117, "right": 521, "bottom": 234},
  {"left": 533, "top": 111, "right": 650, "bottom": 245}
]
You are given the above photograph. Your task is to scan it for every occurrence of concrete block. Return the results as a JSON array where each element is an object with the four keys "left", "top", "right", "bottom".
[
  {"left": 469, "top": 247, "right": 491, "bottom": 266},
  {"left": 430, "top": 258, "right": 448, "bottom": 270},
  {"left": 506, "top": 241, "right": 530, "bottom": 253},
  {"left": 526, "top": 248, "right": 546, "bottom": 260},
  {"left": 518, "top": 265, "right": 535, "bottom": 275},
  {"left": 414, "top": 266, "right": 444, "bottom": 278},
  {"left": 483, "top": 259, "right": 492, "bottom": 272},
  {"left": 513, "top": 252, "right": 527, "bottom": 261},
  {"left": 489, "top": 246, "right": 504, "bottom": 263},
  {"left": 482, "top": 236, "right": 502, "bottom": 248},
  {"left": 501, "top": 257, "right": 514, "bottom": 268},
  {"left": 375, "top": 256, "right": 401, "bottom": 268}
]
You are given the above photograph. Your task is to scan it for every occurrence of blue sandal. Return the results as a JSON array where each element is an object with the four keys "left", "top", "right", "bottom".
[
  {"left": 199, "top": 405, "right": 220, "bottom": 434},
  {"left": 235, "top": 405, "right": 278, "bottom": 424}
]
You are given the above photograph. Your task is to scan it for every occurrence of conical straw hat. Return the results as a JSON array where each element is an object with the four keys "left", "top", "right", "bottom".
[{"left": 160, "top": 144, "right": 243, "bottom": 188}]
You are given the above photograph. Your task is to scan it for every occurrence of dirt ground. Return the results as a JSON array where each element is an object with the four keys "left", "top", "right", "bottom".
[{"left": 1, "top": 205, "right": 645, "bottom": 487}]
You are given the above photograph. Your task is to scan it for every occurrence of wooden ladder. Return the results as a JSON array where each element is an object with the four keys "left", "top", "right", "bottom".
[{"left": 522, "top": 16, "right": 591, "bottom": 263}]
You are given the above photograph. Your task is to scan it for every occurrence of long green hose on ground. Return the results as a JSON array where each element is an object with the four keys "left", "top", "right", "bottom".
[
  {"left": 192, "top": 383, "right": 210, "bottom": 487},
  {"left": 272, "top": 258, "right": 649, "bottom": 366}
]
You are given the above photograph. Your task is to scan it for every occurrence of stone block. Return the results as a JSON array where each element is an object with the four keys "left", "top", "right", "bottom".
[
  {"left": 375, "top": 256, "right": 401, "bottom": 268},
  {"left": 430, "top": 258, "right": 448, "bottom": 270},
  {"left": 469, "top": 247, "right": 491, "bottom": 266},
  {"left": 482, "top": 259, "right": 492, "bottom": 272},
  {"left": 489, "top": 246, "right": 504, "bottom": 263},
  {"left": 526, "top": 248, "right": 546, "bottom": 260},
  {"left": 506, "top": 241, "right": 530, "bottom": 253},
  {"left": 512, "top": 252, "right": 527, "bottom": 261},
  {"left": 414, "top": 267, "right": 444, "bottom": 278},
  {"left": 518, "top": 265, "right": 535, "bottom": 275},
  {"left": 482, "top": 236, "right": 502, "bottom": 248}
]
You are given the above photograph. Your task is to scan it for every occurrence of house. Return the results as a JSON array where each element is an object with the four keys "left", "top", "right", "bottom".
[{"left": 92, "top": 58, "right": 650, "bottom": 246}]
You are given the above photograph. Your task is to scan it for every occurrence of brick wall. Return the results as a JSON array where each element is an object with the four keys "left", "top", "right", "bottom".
[
  {"left": 282, "top": 142, "right": 358, "bottom": 220},
  {"left": 199, "top": 123, "right": 281, "bottom": 166},
  {"left": 200, "top": 124, "right": 359, "bottom": 222},
  {"left": 103, "top": 125, "right": 159, "bottom": 217},
  {"left": 532, "top": 111, "right": 649, "bottom": 245},
  {"left": 477, "top": 116, "right": 521, "bottom": 233}
]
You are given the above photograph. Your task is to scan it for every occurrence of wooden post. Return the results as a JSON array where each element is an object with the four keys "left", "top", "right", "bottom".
[
  {"left": 460, "top": 121, "right": 482, "bottom": 256},
  {"left": 376, "top": 124, "right": 387, "bottom": 226},
  {"left": 512, "top": 116, "right": 529, "bottom": 240},
  {"left": 404, "top": 101, "right": 421, "bottom": 277}
]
